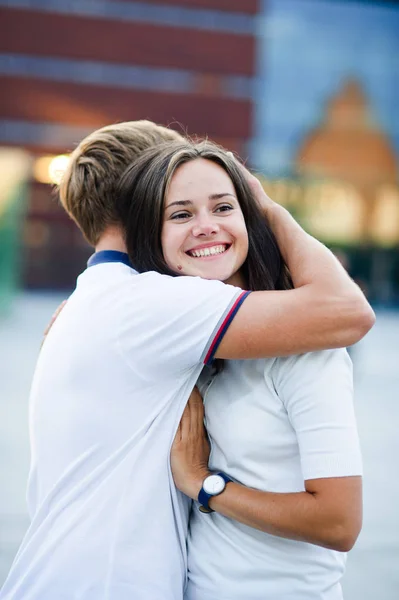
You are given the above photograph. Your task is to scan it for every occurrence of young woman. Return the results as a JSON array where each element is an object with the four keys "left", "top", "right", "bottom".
[{"left": 117, "top": 141, "right": 363, "bottom": 600}]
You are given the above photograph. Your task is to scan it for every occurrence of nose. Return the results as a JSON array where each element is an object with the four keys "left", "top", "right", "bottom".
[{"left": 192, "top": 213, "right": 220, "bottom": 237}]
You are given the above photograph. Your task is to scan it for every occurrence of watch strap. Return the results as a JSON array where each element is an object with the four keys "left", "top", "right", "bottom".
[{"left": 198, "top": 472, "right": 232, "bottom": 513}]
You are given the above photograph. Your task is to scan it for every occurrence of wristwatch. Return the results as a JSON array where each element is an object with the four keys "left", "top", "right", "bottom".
[{"left": 198, "top": 472, "right": 232, "bottom": 513}]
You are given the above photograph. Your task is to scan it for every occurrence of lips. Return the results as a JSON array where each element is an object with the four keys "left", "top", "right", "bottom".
[{"left": 186, "top": 244, "right": 230, "bottom": 258}]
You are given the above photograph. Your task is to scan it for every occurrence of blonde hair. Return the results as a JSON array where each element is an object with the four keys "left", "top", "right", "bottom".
[{"left": 59, "top": 120, "right": 183, "bottom": 245}]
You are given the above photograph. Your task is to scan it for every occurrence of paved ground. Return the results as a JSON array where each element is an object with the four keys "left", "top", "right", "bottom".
[{"left": 1, "top": 292, "right": 398, "bottom": 597}]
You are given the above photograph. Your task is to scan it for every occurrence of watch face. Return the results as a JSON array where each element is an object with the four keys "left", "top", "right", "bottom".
[{"left": 203, "top": 474, "right": 225, "bottom": 495}]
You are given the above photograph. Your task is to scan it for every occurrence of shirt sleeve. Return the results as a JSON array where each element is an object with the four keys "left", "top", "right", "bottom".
[
  {"left": 120, "top": 272, "right": 249, "bottom": 379},
  {"left": 272, "top": 349, "right": 363, "bottom": 480}
]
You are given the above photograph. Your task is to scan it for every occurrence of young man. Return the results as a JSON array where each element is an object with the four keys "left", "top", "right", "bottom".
[{"left": 0, "top": 121, "right": 374, "bottom": 600}]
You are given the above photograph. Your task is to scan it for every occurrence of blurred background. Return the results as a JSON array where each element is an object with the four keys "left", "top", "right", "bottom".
[{"left": 0, "top": 0, "right": 398, "bottom": 597}]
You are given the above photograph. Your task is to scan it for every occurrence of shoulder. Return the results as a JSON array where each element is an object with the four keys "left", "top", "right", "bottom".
[
  {"left": 271, "top": 348, "right": 352, "bottom": 395},
  {"left": 138, "top": 272, "right": 245, "bottom": 312},
  {"left": 144, "top": 272, "right": 232, "bottom": 293},
  {"left": 275, "top": 348, "right": 351, "bottom": 374}
]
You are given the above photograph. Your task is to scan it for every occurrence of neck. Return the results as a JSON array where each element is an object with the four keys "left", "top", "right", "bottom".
[
  {"left": 224, "top": 270, "right": 247, "bottom": 289},
  {"left": 95, "top": 226, "right": 127, "bottom": 254}
]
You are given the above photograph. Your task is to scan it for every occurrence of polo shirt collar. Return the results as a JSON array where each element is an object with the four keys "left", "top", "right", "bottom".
[{"left": 87, "top": 250, "right": 132, "bottom": 269}]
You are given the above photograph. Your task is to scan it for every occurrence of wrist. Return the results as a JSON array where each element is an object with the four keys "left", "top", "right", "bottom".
[
  {"left": 198, "top": 472, "right": 233, "bottom": 512},
  {"left": 266, "top": 202, "right": 284, "bottom": 230},
  {"left": 186, "top": 470, "right": 212, "bottom": 500}
]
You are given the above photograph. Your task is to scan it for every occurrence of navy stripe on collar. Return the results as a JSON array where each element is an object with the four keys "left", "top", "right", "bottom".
[{"left": 87, "top": 250, "right": 132, "bottom": 268}]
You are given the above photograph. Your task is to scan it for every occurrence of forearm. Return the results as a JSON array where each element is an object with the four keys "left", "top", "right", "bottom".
[
  {"left": 268, "top": 204, "right": 375, "bottom": 341},
  {"left": 270, "top": 205, "right": 355, "bottom": 293},
  {"left": 238, "top": 167, "right": 374, "bottom": 343},
  {"left": 207, "top": 481, "right": 359, "bottom": 552}
]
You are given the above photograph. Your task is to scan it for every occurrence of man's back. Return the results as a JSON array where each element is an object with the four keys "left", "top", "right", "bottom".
[{"left": 1, "top": 260, "right": 243, "bottom": 600}]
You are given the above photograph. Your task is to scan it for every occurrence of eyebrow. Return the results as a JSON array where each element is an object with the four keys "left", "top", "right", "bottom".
[{"left": 165, "top": 193, "right": 236, "bottom": 210}]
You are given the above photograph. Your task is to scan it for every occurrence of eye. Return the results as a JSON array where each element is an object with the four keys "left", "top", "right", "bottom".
[
  {"left": 215, "top": 204, "right": 234, "bottom": 213},
  {"left": 170, "top": 211, "right": 191, "bottom": 220}
]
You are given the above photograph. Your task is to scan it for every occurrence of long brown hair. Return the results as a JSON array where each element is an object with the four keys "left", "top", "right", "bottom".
[{"left": 117, "top": 140, "right": 292, "bottom": 292}]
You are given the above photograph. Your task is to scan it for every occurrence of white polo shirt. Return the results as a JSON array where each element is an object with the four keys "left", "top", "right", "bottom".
[
  {"left": 0, "top": 257, "right": 248, "bottom": 600},
  {"left": 187, "top": 350, "right": 362, "bottom": 600}
]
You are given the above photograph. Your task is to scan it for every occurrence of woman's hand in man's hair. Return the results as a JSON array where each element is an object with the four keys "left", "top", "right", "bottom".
[{"left": 227, "top": 151, "right": 276, "bottom": 218}]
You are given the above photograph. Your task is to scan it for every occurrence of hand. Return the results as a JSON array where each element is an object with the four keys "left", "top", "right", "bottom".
[
  {"left": 41, "top": 300, "right": 67, "bottom": 347},
  {"left": 227, "top": 152, "right": 276, "bottom": 217},
  {"left": 171, "top": 387, "right": 211, "bottom": 500}
]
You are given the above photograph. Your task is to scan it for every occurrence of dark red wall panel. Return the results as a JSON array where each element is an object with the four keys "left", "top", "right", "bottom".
[
  {"left": 0, "top": 8, "right": 255, "bottom": 76},
  {"left": 0, "top": 77, "right": 252, "bottom": 139},
  {"left": 1, "top": 137, "right": 245, "bottom": 158},
  {"left": 116, "top": 0, "right": 260, "bottom": 15}
]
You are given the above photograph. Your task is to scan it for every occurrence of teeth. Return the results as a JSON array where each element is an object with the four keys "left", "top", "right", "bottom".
[{"left": 189, "top": 245, "right": 227, "bottom": 258}]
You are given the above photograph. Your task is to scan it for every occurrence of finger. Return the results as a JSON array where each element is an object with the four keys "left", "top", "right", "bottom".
[
  {"left": 179, "top": 400, "right": 191, "bottom": 440},
  {"left": 226, "top": 151, "right": 248, "bottom": 168},
  {"left": 188, "top": 387, "right": 203, "bottom": 428},
  {"left": 226, "top": 151, "right": 265, "bottom": 198},
  {"left": 43, "top": 300, "right": 67, "bottom": 336},
  {"left": 172, "top": 418, "right": 182, "bottom": 444},
  {"left": 228, "top": 156, "right": 273, "bottom": 211},
  {"left": 189, "top": 391, "right": 204, "bottom": 419},
  {"left": 188, "top": 386, "right": 203, "bottom": 406},
  {"left": 188, "top": 388, "right": 205, "bottom": 436},
  {"left": 226, "top": 150, "right": 249, "bottom": 175}
]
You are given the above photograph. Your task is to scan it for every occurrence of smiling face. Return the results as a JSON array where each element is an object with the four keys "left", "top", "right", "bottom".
[{"left": 161, "top": 158, "right": 249, "bottom": 287}]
